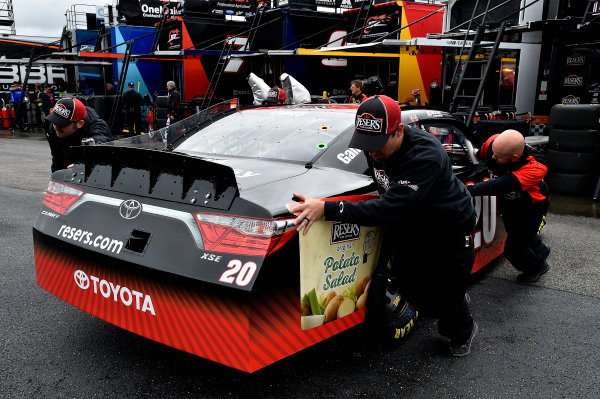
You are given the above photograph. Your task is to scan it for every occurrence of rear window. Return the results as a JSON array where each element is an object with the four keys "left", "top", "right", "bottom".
[{"left": 174, "top": 107, "right": 355, "bottom": 162}]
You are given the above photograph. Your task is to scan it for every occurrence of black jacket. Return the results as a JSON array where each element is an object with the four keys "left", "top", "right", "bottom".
[
  {"left": 122, "top": 89, "right": 144, "bottom": 113},
  {"left": 46, "top": 107, "right": 112, "bottom": 172},
  {"left": 324, "top": 126, "right": 474, "bottom": 244},
  {"left": 167, "top": 88, "right": 181, "bottom": 119},
  {"left": 41, "top": 92, "right": 54, "bottom": 115}
]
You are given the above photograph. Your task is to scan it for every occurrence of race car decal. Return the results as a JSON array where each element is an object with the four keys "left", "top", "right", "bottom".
[
  {"left": 218, "top": 259, "right": 257, "bottom": 287},
  {"left": 74, "top": 269, "right": 156, "bottom": 315},
  {"left": 57, "top": 224, "right": 124, "bottom": 255},
  {"left": 337, "top": 148, "right": 361, "bottom": 164}
]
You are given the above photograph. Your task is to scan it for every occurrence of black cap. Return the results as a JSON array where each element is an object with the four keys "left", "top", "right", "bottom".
[
  {"left": 348, "top": 95, "right": 402, "bottom": 152},
  {"left": 128, "top": 82, "right": 135, "bottom": 88},
  {"left": 46, "top": 98, "right": 87, "bottom": 128}
]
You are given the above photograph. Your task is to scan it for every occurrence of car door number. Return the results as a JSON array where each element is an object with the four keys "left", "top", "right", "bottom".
[
  {"left": 472, "top": 194, "right": 497, "bottom": 250},
  {"left": 219, "top": 260, "right": 257, "bottom": 287}
]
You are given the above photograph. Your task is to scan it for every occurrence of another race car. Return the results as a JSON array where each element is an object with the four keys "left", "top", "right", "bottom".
[{"left": 33, "top": 101, "right": 506, "bottom": 372}]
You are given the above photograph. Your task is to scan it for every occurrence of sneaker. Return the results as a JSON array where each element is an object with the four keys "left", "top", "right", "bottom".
[
  {"left": 449, "top": 322, "right": 478, "bottom": 357},
  {"left": 517, "top": 261, "right": 550, "bottom": 284},
  {"left": 541, "top": 244, "right": 551, "bottom": 260}
]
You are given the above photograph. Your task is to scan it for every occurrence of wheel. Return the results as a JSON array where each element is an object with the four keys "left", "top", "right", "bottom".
[
  {"left": 547, "top": 171, "right": 599, "bottom": 196},
  {"left": 546, "top": 149, "right": 600, "bottom": 174},
  {"left": 548, "top": 129, "right": 600, "bottom": 152},
  {"left": 549, "top": 104, "right": 600, "bottom": 129},
  {"left": 366, "top": 260, "right": 418, "bottom": 341}
]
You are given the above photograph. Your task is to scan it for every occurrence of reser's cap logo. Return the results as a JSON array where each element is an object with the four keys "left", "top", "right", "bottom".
[
  {"left": 74, "top": 270, "right": 90, "bottom": 289},
  {"left": 267, "top": 90, "right": 278, "bottom": 98},
  {"left": 356, "top": 113, "right": 383, "bottom": 133},
  {"left": 53, "top": 103, "right": 71, "bottom": 119},
  {"left": 119, "top": 199, "right": 142, "bottom": 219}
]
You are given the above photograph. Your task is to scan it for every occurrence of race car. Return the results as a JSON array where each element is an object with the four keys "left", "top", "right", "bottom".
[{"left": 33, "top": 101, "right": 506, "bottom": 372}]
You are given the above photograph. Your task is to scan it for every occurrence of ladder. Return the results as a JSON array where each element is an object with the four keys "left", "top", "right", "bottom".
[
  {"left": 246, "top": 3, "right": 266, "bottom": 51},
  {"left": 449, "top": 0, "right": 506, "bottom": 127},
  {"left": 109, "top": 40, "right": 134, "bottom": 133},
  {"left": 200, "top": 37, "right": 235, "bottom": 110},
  {"left": 200, "top": 5, "right": 266, "bottom": 110},
  {"left": 350, "top": 0, "right": 373, "bottom": 43},
  {"left": 582, "top": 0, "right": 600, "bottom": 24},
  {"left": 151, "top": 5, "right": 171, "bottom": 53}
]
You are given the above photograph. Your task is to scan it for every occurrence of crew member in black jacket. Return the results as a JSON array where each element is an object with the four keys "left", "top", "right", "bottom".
[
  {"left": 166, "top": 80, "right": 181, "bottom": 123},
  {"left": 467, "top": 130, "right": 550, "bottom": 283},
  {"left": 122, "top": 81, "right": 144, "bottom": 136},
  {"left": 45, "top": 98, "right": 113, "bottom": 172},
  {"left": 291, "top": 95, "right": 477, "bottom": 356}
]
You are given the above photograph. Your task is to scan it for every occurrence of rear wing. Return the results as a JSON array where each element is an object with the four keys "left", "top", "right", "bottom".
[{"left": 66, "top": 145, "right": 239, "bottom": 211}]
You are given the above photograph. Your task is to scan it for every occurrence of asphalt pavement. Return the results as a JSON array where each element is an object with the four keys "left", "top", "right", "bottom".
[{"left": 1, "top": 130, "right": 599, "bottom": 398}]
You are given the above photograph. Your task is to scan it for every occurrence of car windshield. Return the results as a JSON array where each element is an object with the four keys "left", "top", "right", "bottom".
[{"left": 174, "top": 107, "right": 355, "bottom": 162}]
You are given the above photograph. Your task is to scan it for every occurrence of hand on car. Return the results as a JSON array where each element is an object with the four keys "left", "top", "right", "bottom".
[{"left": 290, "top": 193, "right": 325, "bottom": 235}]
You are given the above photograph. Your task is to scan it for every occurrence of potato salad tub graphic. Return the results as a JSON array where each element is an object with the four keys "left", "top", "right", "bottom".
[{"left": 299, "top": 220, "right": 382, "bottom": 330}]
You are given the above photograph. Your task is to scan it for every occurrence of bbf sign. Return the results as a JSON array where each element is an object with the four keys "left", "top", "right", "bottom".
[{"left": 0, "top": 65, "right": 67, "bottom": 85}]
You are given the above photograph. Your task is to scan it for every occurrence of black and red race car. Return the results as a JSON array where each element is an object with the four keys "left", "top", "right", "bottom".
[{"left": 33, "top": 101, "right": 506, "bottom": 372}]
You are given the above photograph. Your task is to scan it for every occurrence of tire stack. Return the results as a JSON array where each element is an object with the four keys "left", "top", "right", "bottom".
[
  {"left": 546, "top": 104, "right": 600, "bottom": 196},
  {"left": 154, "top": 96, "right": 168, "bottom": 129}
]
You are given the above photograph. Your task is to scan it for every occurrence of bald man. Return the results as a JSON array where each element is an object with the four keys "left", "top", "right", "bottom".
[{"left": 467, "top": 130, "right": 550, "bottom": 283}]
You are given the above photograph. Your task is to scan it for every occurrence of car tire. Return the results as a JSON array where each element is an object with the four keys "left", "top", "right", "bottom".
[
  {"left": 366, "top": 260, "right": 418, "bottom": 341},
  {"left": 546, "top": 149, "right": 600, "bottom": 173},
  {"left": 547, "top": 171, "right": 599, "bottom": 196},
  {"left": 549, "top": 104, "right": 600, "bottom": 129},
  {"left": 548, "top": 129, "right": 600, "bottom": 152},
  {"left": 156, "top": 96, "right": 169, "bottom": 108}
]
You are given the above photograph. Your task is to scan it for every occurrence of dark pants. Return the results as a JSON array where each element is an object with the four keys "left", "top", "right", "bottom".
[
  {"left": 391, "top": 214, "right": 476, "bottom": 345},
  {"left": 126, "top": 111, "right": 142, "bottom": 136},
  {"left": 502, "top": 198, "right": 549, "bottom": 273}
]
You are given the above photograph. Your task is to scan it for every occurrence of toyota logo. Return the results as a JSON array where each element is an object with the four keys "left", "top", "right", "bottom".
[
  {"left": 119, "top": 199, "right": 142, "bottom": 219},
  {"left": 74, "top": 270, "right": 90, "bottom": 289}
]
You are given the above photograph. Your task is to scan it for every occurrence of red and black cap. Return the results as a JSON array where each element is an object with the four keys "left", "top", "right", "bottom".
[
  {"left": 264, "top": 87, "right": 287, "bottom": 104},
  {"left": 349, "top": 95, "right": 401, "bottom": 152},
  {"left": 46, "top": 98, "right": 86, "bottom": 128}
]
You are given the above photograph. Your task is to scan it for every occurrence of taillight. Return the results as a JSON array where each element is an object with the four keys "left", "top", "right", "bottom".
[
  {"left": 43, "top": 181, "right": 84, "bottom": 215},
  {"left": 194, "top": 213, "right": 297, "bottom": 257}
]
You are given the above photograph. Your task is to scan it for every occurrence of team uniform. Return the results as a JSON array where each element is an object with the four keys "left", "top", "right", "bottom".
[
  {"left": 348, "top": 92, "right": 367, "bottom": 104},
  {"left": 123, "top": 87, "right": 144, "bottom": 136},
  {"left": 467, "top": 134, "right": 549, "bottom": 276},
  {"left": 167, "top": 87, "right": 181, "bottom": 123},
  {"left": 324, "top": 124, "right": 476, "bottom": 346},
  {"left": 46, "top": 106, "right": 112, "bottom": 172}
]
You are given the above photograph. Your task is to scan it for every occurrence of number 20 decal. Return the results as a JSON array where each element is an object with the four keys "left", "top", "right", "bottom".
[
  {"left": 467, "top": 180, "right": 497, "bottom": 250},
  {"left": 219, "top": 260, "right": 257, "bottom": 287}
]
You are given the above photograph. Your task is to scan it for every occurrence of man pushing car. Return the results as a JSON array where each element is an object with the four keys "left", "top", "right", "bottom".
[
  {"left": 45, "top": 98, "right": 112, "bottom": 172},
  {"left": 291, "top": 95, "right": 478, "bottom": 356}
]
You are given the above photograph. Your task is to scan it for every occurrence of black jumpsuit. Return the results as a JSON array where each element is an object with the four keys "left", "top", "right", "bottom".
[
  {"left": 467, "top": 134, "right": 549, "bottom": 274},
  {"left": 324, "top": 125, "right": 476, "bottom": 344}
]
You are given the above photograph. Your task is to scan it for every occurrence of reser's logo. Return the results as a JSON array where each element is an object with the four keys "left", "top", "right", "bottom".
[
  {"left": 53, "top": 103, "right": 71, "bottom": 119},
  {"left": 566, "top": 54, "right": 585, "bottom": 65},
  {"left": 562, "top": 95, "right": 581, "bottom": 105},
  {"left": 73, "top": 270, "right": 156, "bottom": 315},
  {"left": 331, "top": 222, "right": 361, "bottom": 244},
  {"left": 356, "top": 113, "right": 383, "bottom": 133},
  {"left": 119, "top": 199, "right": 142, "bottom": 219},
  {"left": 564, "top": 75, "right": 583, "bottom": 86}
]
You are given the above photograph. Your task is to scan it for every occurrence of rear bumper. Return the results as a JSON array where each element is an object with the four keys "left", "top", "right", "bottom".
[{"left": 33, "top": 228, "right": 365, "bottom": 372}]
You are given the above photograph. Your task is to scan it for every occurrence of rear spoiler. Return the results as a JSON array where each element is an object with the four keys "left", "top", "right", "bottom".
[{"left": 64, "top": 146, "right": 239, "bottom": 210}]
